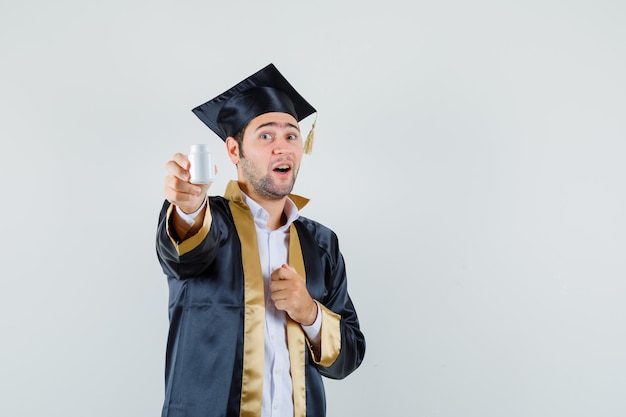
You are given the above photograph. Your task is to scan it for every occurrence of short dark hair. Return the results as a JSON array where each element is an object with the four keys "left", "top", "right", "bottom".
[{"left": 233, "top": 122, "right": 249, "bottom": 158}]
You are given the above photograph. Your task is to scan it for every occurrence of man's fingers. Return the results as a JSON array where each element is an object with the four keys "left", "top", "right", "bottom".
[
  {"left": 165, "top": 159, "right": 190, "bottom": 182},
  {"left": 172, "top": 153, "right": 191, "bottom": 170},
  {"left": 162, "top": 152, "right": 211, "bottom": 214},
  {"left": 269, "top": 279, "right": 289, "bottom": 293},
  {"left": 164, "top": 176, "right": 206, "bottom": 212},
  {"left": 165, "top": 175, "right": 202, "bottom": 196},
  {"left": 270, "top": 264, "right": 297, "bottom": 281}
]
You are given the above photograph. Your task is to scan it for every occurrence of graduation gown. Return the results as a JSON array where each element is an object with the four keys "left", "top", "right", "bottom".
[{"left": 156, "top": 181, "right": 365, "bottom": 417}]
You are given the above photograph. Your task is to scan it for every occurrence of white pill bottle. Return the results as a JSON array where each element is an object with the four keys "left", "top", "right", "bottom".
[{"left": 188, "top": 144, "right": 215, "bottom": 184}]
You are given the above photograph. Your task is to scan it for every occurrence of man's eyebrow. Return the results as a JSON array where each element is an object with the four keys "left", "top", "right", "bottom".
[{"left": 255, "top": 121, "right": 300, "bottom": 131}]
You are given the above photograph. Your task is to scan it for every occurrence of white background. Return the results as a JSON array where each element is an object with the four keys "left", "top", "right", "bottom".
[{"left": 1, "top": 1, "right": 625, "bottom": 416}]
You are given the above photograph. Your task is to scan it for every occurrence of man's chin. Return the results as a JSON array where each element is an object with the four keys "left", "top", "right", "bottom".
[{"left": 264, "top": 184, "right": 295, "bottom": 200}]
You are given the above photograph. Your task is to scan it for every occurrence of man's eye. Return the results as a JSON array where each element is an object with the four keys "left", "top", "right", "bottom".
[
  {"left": 260, "top": 133, "right": 272, "bottom": 140},
  {"left": 287, "top": 134, "right": 297, "bottom": 140}
]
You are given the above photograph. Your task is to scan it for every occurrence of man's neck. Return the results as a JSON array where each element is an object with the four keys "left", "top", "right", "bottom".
[
  {"left": 260, "top": 198, "right": 288, "bottom": 230},
  {"left": 239, "top": 183, "right": 288, "bottom": 230}
]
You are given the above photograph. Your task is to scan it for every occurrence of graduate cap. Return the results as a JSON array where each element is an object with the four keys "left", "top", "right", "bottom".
[{"left": 192, "top": 63, "right": 317, "bottom": 153}]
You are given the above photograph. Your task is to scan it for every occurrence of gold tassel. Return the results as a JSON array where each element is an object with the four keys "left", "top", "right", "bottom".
[{"left": 303, "top": 113, "right": 317, "bottom": 155}]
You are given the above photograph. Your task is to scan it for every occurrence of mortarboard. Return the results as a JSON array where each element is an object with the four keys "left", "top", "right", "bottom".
[{"left": 192, "top": 63, "right": 317, "bottom": 153}]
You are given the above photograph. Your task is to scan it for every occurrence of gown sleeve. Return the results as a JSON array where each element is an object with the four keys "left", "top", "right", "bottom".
[
  {"left": 297, "top": 220, "right": 366, "bottom": 380},
  {"left": 155, "top": 199, "right": 220, "bottom": 279}
]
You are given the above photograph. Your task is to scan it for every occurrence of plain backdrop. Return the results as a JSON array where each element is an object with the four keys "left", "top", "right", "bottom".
[{"left": 1, "top": 1, "right": 625, "bottom": 416}]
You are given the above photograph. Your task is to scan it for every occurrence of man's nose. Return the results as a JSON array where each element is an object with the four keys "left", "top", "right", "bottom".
[{"left": 273, "top": 139, "right": 293, "bottom": 154}]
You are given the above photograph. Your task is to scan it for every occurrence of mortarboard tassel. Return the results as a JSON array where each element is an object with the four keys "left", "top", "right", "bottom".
[{"left": 303, "top": 113, "right": 317, "bottom": 155}]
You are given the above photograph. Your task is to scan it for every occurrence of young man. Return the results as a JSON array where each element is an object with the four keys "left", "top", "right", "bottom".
[{"left": 156, "top": 64, "right": 365, "bottom": 417}]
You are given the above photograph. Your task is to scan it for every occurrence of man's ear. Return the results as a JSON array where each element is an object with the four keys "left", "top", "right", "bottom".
[{"left": 225, "top": 137, "right": 240, "bottom": 164}]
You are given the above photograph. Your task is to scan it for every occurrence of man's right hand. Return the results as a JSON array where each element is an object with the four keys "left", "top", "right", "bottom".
[{"left": 164, "top": 153, "right": 211, "bottom": 214}]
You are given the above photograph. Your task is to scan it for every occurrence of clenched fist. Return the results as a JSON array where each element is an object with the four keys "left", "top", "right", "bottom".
[
  {"left": 164, "top": 152, "right": 213, "bottom": 214},
  {"left": 270, "top": 264, "right": 318, "bottom": 326}
]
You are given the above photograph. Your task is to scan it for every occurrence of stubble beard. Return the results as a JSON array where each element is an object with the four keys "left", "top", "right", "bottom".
[{"left": 240, "top": 156, "right": 297, "bottom": 200}]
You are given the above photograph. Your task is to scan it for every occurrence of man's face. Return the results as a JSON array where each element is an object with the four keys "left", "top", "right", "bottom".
[{"left": 235, "top": 112, "right": 303, "bottom": 201}]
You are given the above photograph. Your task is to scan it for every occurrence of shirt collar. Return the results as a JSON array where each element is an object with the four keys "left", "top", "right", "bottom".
[{"left": 241, "top": 190, "right": 300, "bottom": 232}]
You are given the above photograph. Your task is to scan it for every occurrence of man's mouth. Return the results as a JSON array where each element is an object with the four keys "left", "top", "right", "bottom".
[
  {"left": 270, "top": 154, "right": 296, "bottom": 176},
  {"left": 273, "top": 164, "right": 291, "bottom": 173}
]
